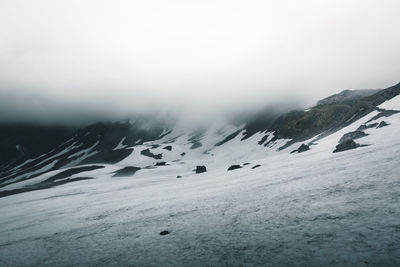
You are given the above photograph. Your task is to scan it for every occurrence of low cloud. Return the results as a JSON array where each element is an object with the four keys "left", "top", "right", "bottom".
[{"left": 0, "top": 0, "right": 399, "bottom": 125}]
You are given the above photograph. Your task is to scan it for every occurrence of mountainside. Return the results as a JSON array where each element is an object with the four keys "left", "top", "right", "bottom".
[
  {"left": 0, "top": 83, "right": 400, "bottom": 265},
  {"left": 1, "top": 83, "right": 399, "bottom": 194}
]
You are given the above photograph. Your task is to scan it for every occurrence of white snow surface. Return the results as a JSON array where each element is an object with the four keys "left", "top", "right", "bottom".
[
  {"left": 0, "top": 105, "right": 400, "bottom": 265},
  {"left": 379, "top": 95, "right": 400, "bottom": 110}
]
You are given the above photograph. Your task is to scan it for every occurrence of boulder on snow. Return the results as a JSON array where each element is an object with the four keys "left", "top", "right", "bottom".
[
  {"left": 357, "top": 122, "right": 378, "bottom": 131},
  {"left": 227, "top": 165, "right": 242, "bottom": 171},
  {"left": 377, "top": 121, "right": 389, "bottom": 128},
  {"left": 195, "top": 165, "right": 207, "bottom": 174},
  {"left": 162, "top": 145, "right": 172, "bottom": 151},
  {"left": 339, "top": 130, "right": 368, "bottom": 144},
  {"left": 333, "top": 139, "right": 360, "bottom": 153},
  {"left": 290, "top": 144, "right": 310, "bottom": 154},
  {"left": 113, "top": 166, "right": 141, "bottom": 177},
  {"left": 159, "top": 230, "right": 170, "bottom": 235},
  {"left": 140, "top": 149, "right": 162, "bottom": 159}
]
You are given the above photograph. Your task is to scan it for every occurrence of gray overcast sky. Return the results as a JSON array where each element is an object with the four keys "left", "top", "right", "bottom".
[{"left": 0, "top": 0, "right": 399, "bottom": 124}]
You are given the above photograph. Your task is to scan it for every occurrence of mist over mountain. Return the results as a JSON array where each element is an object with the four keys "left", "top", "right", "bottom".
[{"left": 1, "top": 0, "right": 400, "bottom": 125}]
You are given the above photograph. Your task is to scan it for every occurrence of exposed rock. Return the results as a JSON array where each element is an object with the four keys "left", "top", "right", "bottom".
[
  {"left": 188, "top": 131, "right": 203, "bottom": 149},
  {"left": 0, "top": 177, "right": 94, "bottom": 198},
  {"left": 339, "top": 130, "right": 368, "bottom": 144},
  {"left": 190, "top": 141, "right": 202, "bottom": 149},
  {"left": 228, "top": 165, "right": 242, "bottom": 171},
  {"left": 113, "top": 166, "right": 141, "bottom": 177},
  {"left": 252, "top": 164, "right": 261, "bottom": 169},
  {"left": 215, "top": 129, "right": 242, "bottom": 146},
  {"left": 82, "top": 148, "right": 133, "bottom": 165},
  {"left": 162, "top": 145, "right": 172, "bottom": 151},
  {"left": 159, "top": 230, "right": 170, "bottom": 235},
  {"left": 195, "top": 165, "right": 207, "bottom": 174},
  {"left": 176, "top": 175, "right": 182, "bottom": 178},
  {"left": 241, "top": 83, "right": 399, "bottom": 148},
  {"left": 367, "top": 109, "right": 400, "bottom": 122},
  {"left": 180, "top": 152, "right": 186, "bottom": 156},
  {"left": 357, "top": 123, "right": 378, "bottom": 131},
  {"left": 377, "top": 121, "right": 390, "bottom": 128},
  {"left": 290, "top": 144, "right": 310, "bottom": 154},
  {"left": 154, "top": 162, "right": 167, "bottom": 166},
  {"left": 46, "top": 165, "right": 104, "bottom": 181},
  {"left": 140, "top": 149, "right": 162, "bottom": 160},
  {"left": 333, "top": 139, "right": 360, "bottom": 153},
  {"left": 317, "top": 89, "right": 379, "bottom": 106},
  {"left": 243, "top": 163, "right": 250, "bottom": 166}
]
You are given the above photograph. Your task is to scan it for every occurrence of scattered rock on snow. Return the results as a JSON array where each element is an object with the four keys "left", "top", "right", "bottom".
[
  {"left": 357, "top": 122, "right": 378, "bottom": 131},
  {"left": 333, "top": 139, "right": 360, "bottom": 153},
  {"left": 190, "top": 141, "right": 202, "bottom": 149},
  {"left": 377, "top": 121, "right": 389, "bottom": 128},
  {"left": 159, "top": 230, "right": 170, "bottom": 235},
  {"left": 243, "top": 163, "right": 250, "bottom": 166},
  {"left": 195, "top": 165, "right": 207, "bottom": 174},
  {"left": 290, "top": 144, "right": 310, "bottom": 154},
  {"left": 113, "top": 166, "right": 141, "bottom": 177},
  {"left": 141, "top": 149, "right": 162, "bottom": 160},
  {"left": 227, "top": 165, "right": 242, "bottom": 171},
  {"left": 162, "top": 145, "right": 172, "bottom": 151},
  {"left": 339, "top": 131, "right": 368, "bottom": 144},
  {"left": 252, "top": 164, "right": 261, "bottom": 169},
  {"left": 176, "top": 175, "right": 182, "bottom": 178}
]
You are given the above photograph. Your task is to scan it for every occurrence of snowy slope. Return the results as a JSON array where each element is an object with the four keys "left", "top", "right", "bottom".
[{"left": 0, "top": 95, "right": 400, "bottom": 265}]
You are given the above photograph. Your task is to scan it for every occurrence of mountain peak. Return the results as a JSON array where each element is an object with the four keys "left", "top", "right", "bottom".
[{"left": 316, "top": 89, "right": 380, "bottom": 106}]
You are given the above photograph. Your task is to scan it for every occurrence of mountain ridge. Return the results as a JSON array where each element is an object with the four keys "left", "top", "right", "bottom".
[{"left": 0, "top": 82, "right": 399, "bottom": 196}]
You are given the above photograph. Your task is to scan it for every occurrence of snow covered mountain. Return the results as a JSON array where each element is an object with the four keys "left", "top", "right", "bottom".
[{"left": 0, "top": 83, "right": 400, "bottom": 265}]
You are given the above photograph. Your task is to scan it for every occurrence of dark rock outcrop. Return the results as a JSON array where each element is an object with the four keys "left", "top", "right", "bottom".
[
  {"left": 162, "top": 145, "right": 172, "bottom": 151},
  {"left": 46, "top": 165, "right": 104, "bottom": 182},
  {"left": 159, "top": 230, "right": 170, "bottom": 235},
  {"left": 227, "top": 165, "right": 242, "bottom": 171},
  {"left": 113, "top": 166, "right": 141, "bottom": 177},
  {"left": 357, "top": 123, "right": 378, "bottom": 131},
  {"left": 333, "top": 139, "right": 360, "bottom": 153},
  {"left": 195, "top": 165, "right": 207, "bottom": 174},
  {"left": 215, "top": 130, "right": 242, "bottom": 146},
  {"left": 0, "top": 177, "right": 94, "bottom": 198},
  {"left": 190, "top": 141, "right": 202, "bottom": 149},
  {"left": 377, "top": 121, "right": 390, "bottom": 128},
  {"left": 252, "top": 164, "right": 261, "bottom": 169},
  {"left": 140, "top": 149, "right": 162, "bottom": 160},
  {"left": 291, "top": 144, "right": 310, "bottom": 154},
  {"left": 339, "top": 130, "right": 368, "bottom": 144},
  {"left": 189, "top": 131, "right": 203, "bottom": 149},
  {"left": 154, "top": 162, "right": 167, "bottom": 166}
]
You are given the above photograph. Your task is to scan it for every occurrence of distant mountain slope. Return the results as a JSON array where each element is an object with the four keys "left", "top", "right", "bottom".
[
  {"left": 0, "top": 82, "right": 399, "bottom": 196},
  {"left": 243, "top": 82, "right": 400, "bottom": 148},
  {"left": 316, "top": 89, "right": 379, "bottom": 106}
]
